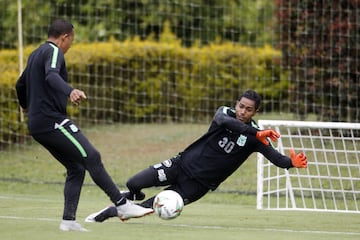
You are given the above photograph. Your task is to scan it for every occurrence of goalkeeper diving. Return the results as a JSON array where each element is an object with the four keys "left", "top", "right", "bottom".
[{"left": 85, "top": 90, "right": 307, "bottom": 222}]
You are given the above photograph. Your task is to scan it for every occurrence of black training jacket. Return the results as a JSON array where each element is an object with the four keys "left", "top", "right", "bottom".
[
  {"left": 179, "top": 106, "right": 293, "bottom": 190},
  {"left": 15, "top": 41, "right": 73, "bottom": 134}
]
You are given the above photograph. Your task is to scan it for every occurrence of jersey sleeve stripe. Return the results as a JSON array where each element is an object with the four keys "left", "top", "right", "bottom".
[{"left": 49, "top": 43, "right": 59, "bottom": 69}]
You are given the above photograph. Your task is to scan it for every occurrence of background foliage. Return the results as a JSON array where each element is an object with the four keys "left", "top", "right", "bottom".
[
  {"left": 0, "top": 0, "right": 275, "bottom": 48},
  {"left": 276, "top": 0, "right": 360, "bottom": 122},
  {"left": 1, "top": 31, "right": 286, "bottom": 125}
]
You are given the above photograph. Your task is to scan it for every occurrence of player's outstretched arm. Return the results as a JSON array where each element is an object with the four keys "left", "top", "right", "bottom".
[
  {"left": 213, "top": 106, "right": 258, "bottom": 135},
  {"left": 289, "top": 149, "right": 308, "bottom": 168}
]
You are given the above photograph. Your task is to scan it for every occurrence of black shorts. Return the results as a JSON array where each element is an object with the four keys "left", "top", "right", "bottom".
[
  {"left": 151, "top": 155, "right": 210, "bottom": 205},
  {"left": 31, "top": 120, "right": 108, "bottom": 179}
]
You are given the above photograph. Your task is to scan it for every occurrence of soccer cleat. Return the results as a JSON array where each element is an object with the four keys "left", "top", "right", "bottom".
[
  {"left": 59, "top": 220, "right": 88, "bottom": 232},
  {"left": 116, "top": 199, "right": 154, "bottom": 221},
  {"left": 120, "top": 190, "right": 146, "bottom": 201},
  {"left": 85, "top": 206, "right": 118, "bottom": 223}
]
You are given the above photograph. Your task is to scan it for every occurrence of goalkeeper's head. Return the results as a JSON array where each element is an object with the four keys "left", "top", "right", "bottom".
[
  {"left": 238, "top": 89, "right": 262, "bottom": 111},
  {"left": 235, "top": 89, "right": 262, "bottom": 123}
]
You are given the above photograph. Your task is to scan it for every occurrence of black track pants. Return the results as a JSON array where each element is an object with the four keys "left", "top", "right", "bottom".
[{"left": 32, "top": 120, "right": 122, "bottom": 220}]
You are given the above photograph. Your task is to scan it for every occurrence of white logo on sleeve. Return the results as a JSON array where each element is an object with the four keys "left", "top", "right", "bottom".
[
  {"left": 70, "top": 124, "right": 79, "bottom": 133},
  {"left": 157, "top": 169, "right": 167, "bottom": 182}
]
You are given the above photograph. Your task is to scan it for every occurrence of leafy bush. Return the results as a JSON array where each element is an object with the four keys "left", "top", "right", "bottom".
[{"left": 0, "top": 37, "right": 286, "bottom": 146}]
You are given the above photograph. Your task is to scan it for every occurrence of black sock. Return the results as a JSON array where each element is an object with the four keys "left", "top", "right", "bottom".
[
  {"left": 94, "top": 206, "right": 118, "bottom": 222},
  {"left": 115, "top": 197, "right": 126, "bottom": 206},
  {"left": 139, "top": 197, "right": 155, "bottom": 208}
]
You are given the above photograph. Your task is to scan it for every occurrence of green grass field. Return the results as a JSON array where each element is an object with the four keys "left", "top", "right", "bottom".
[
  {"left": 1, "top": 120, "right": 360, "bottom": 240},
  {"left": 1, "top": 182, "right": 359, "bottom": 240}
]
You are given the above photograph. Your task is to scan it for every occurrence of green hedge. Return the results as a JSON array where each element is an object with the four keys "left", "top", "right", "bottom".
[
  {"left": 0, "top": 49, "right": 29, "bottom": 149},
  {"left": 0, "top": 36, "right": 287, "bottom": 147},
  {"left": 66, "top": 38, "right": 287, "bottom": 123}
]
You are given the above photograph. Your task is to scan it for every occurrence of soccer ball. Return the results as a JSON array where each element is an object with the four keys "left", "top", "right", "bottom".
[{"left": 153, "top": 190, "right": 184, "bottom": 220}]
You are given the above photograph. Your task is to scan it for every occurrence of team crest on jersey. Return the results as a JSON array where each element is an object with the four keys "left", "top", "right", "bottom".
[{"left": 236, "top": 134, "right": 247, "bottom": 146}]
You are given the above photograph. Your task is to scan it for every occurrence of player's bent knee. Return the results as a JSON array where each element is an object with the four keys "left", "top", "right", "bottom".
[{"left": 126, "top": 177, "right": 138, "bottom": 191}]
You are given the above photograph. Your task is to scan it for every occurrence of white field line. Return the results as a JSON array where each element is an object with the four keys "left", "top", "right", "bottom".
[
  {"left": 1, "top": 195, "right": 360, "bottom": 236},
  {"left": 0, "top": 215, "right": 58, "bottom": 222},
  {"left": 0, "top": 195, "right": 60, "bottom": 202},
  {"left": 135, "top": 222, "right": 360, "bottom": 236}
]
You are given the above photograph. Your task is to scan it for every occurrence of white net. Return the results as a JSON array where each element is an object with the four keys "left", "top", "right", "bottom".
[{"left": 257, "top": 120, "right": 360, "bottom": 213}]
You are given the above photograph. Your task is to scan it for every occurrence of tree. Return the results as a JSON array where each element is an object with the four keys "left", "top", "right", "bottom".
[
  {"left": 0, "top": 0, "right": 275, "bottom": 48},
  {"left": 276, "top": 0, "right": 360, "bottom": 122}
]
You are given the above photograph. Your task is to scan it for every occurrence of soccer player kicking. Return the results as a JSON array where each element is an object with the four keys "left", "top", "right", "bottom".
[
  {"left": 85, "top": 90, "right": 307, "bottom": 223},
  {"left": 15, "top": 19, "right": 153, "bottom": 231}
]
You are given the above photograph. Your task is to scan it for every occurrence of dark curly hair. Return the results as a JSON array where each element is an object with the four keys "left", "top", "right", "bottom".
[{"left": 238, "top": 90, "right": 262, "bottom": 110}]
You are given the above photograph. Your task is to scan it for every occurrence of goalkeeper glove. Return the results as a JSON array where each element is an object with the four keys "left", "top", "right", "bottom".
[
  {"left": 290, "top": 149, "right": 308, "bottom": 168},
  {"left": 256, "top": 130, "right": 280, "bottom": 145}
]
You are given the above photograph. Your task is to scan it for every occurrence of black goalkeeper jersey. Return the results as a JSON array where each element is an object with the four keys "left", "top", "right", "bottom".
[
  {"left": 179, "top": 106, "right": 293, "bottom": 190},
  {"left": 16, "top": 41, "right": 73, "bottom": 134}
]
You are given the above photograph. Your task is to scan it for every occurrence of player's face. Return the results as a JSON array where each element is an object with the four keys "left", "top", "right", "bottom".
[
  {"left": 60, "top": 30, "right": 74, "bottom": 54},
  {"left": 235, "top": 97, "right": 257, "bottom": 123}
]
